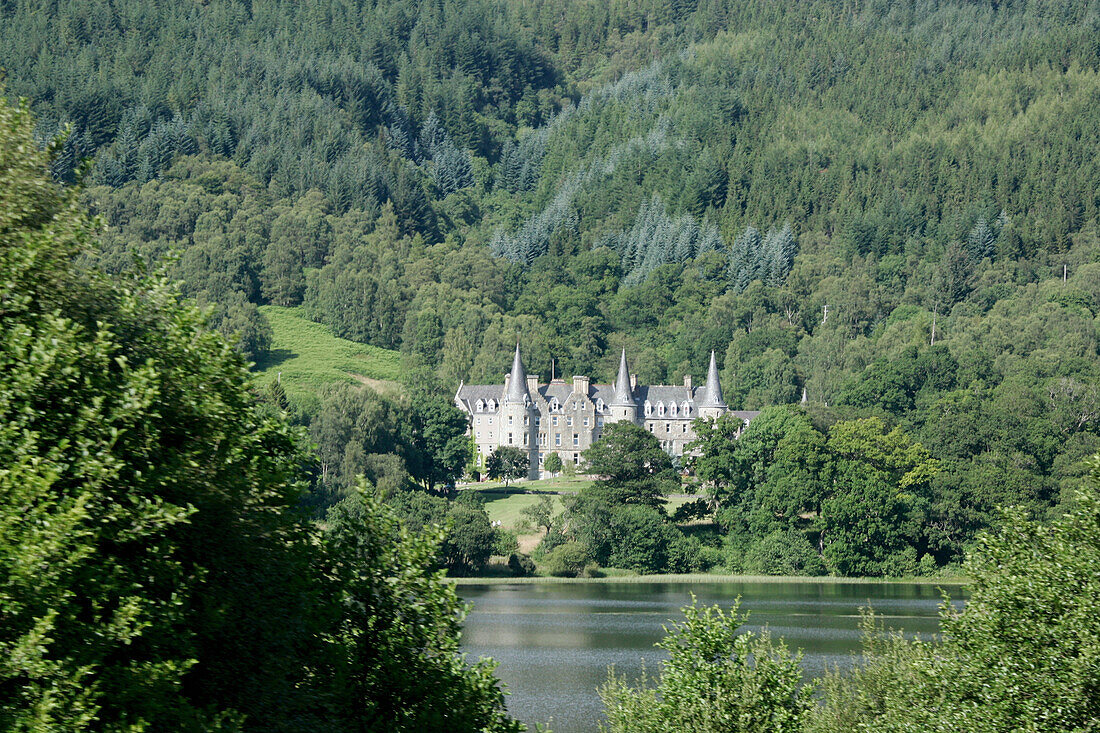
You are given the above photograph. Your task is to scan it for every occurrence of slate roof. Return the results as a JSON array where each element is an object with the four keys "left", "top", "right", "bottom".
[{"left": 455, "top": 384, "right": 504, "bottom": 412}]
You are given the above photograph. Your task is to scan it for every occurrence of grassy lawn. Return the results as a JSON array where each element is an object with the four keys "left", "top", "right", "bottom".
[
  {"left": 471, "top": 484, "right": 702, "bottom": 530},
  {"left": 477, "top": 491, "right": 569, "bottom": 530},
  {"left": 254, "top": 305, "right": 402, "bottom": 407}
]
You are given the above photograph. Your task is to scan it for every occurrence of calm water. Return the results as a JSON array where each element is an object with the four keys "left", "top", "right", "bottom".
[{"left": 459, "top": 580, "right": 967, "bottom": 733}]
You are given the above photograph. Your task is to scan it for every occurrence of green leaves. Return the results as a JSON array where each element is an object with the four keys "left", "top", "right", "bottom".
[{"left": 600, "top": 597, "right": 811, "bottom": 733}]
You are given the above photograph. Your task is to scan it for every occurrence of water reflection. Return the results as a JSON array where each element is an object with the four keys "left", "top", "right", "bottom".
[{"left": 459, "top": 581, "right": 966, "bottom": 733}]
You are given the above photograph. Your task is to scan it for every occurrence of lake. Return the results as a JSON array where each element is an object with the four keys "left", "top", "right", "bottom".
[{"left": 459, "top": 579, "right": 967, "bottom": 733}]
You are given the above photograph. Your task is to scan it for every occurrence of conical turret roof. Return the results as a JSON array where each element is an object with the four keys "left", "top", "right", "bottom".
[
  {"left": 698, "top": 350, "right": 726, "bottom": 407},
  {"left": 504, "top": 344, "right": 529, "bottom": 403},
  {"left": 612, "top": 348, "right": 634, "bottom": 405}
]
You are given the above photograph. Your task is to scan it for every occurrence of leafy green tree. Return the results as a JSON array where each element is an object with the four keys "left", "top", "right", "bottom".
[
  {"left": 408, "top": 396, "right": 473, "bottom": 493},
  {"left": 600, "top": 599, "right": 811, "bottom": 732},
  {"left": 584, "top": 421, "right": 678, "bottom": 511},
  {"left": 323, "top": 491, "right": 522, "bottom": 731},
  {"left": 521, "top": 494, "right": 557, "bottom": 536},
  {"left": 487, "top": 445, "right": 529, "bottom": 486},
  {"left": 811, "top": 456, "right": 1100, "bottom": 731},
  {"left": 542, "top": 451, "right": 563, "bottom": 477},
  {"left": 0, "top": 97, "right": 523, "bottom": 731},
  {"left": 0, "top": 94, "right": 318, "bottom": 729}
]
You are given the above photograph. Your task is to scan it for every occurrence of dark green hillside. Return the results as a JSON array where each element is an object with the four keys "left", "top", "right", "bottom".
[{"left": 3, "top": 0, "right": 1100, "bottom": 567}]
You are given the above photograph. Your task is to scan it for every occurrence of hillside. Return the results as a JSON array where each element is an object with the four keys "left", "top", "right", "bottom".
[
  {"left": 2, "top": 0, "right": 1100, "bottom": 564},
  {"left": 256, "top": 305, "right": 402, "bottom": 406}
]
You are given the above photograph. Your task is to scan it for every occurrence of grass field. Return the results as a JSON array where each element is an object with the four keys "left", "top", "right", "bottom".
[
  {"left": 255, "top": 305, "right": 402, "bottom": 406},
  {"left": 472, "top": 485, "right": 701, "bottom": 530}
]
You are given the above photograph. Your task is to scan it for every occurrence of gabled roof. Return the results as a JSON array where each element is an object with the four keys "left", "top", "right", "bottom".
[{"left": 455, "top": 384, "right": 504, "bottom": 412}]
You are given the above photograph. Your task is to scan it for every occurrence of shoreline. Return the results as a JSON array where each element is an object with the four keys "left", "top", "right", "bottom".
[{"left": 448, "top": 573, "right": 970, "bottom": 586}]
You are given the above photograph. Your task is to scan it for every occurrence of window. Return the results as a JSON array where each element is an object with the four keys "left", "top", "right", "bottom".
[
  {"left": 666, "top": 423, "right": 671, "bottom": 433},
  {"left": 669, "top": 402, "right": 677, "bottom": 417},
  {"left": 539, "top": 433, "right": 545, "bottom": 446},
  {"left": 597, "top": 417, "right": 604, "bottom": 426},
  {"left": 476, "top": 432, "right": 481, "bottom": 438},
  {"left": 572, "top": 435, "right": 579, "bottom": 446},
  {"left": 487, "top": 399, "right": 496, "bottom": 411},
  {"left": 523, "top": 433, "right": 528, "bottom": 446},
  {"left": 573, "top": 454, "right": 579, "bottom": 464},
  {"left": 583, "top": 418, "right": 589, "bottom": 427},
  {"left": 682, "top": 424, "right": 688, "bottom": 433},
  {"left": 567, "top": 416, "right": 573, "bottom": 427},
  {"left": 508, "top": 432, "right": 513, "bottom": 444},
  {"left": 475, "top": 417, "right": 481, "bottom": 425},
  {"left": 657, "top": 401, "right": 665, "bottom": 416},
  {"left": 681, "top": 401, "right": 691, "bottom": 416},
  {"left": 508, "top": 415, "right": 513, "bottom": 426},
  {"left": 476, "top": 400, "right": 484, "bottom": 412},
  {"left": 647, "top": 423, "right": 654, "bottom": 431},
  {"left": 596, "top": 398, "right": 604, "bottom": 412},
  {"left": 550, "top": 398, "right": 559, "bottom": 411},
  {"left": 534, "top": 416, "right": 541, "bottom": 426},
  {"left": 552, "top": 416, "right": 559, "bottom": 426},
  {"left": 644, "top": 400, "right": 652, "bottom": 416},
  {"left": 555, "top": 433, "right": 561, "bottom": 446},
  {"left": 524, "top": 415, "right": 529, "bottom": 426},
  {"left": 488, "top": 417, "right": 493, "bottom": 425}
]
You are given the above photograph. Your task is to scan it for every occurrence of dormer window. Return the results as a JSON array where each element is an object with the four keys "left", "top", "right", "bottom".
[
  {"left": 644, "top": 400, "right": 652, "bottom": 416},
  {"left": 657, "top": 401, "right": 665, "bottom": 416},
  {"left": 681, "top": 401, "right": 691, "bottom": 417},
  {"left": 596, "top": 398, "right": 604, "bottom": 412},
  {"left": 550, "top": 397, "right": 560, "bottom": 411},
  {"left": 487, "top": 399, "right": 496, "bottom": 411},
  {"left": 669, "top": 402, "right": 677, "bottom": 417},
  {"left": 475, "top": 399, "right": 484, "bottom": 412}
]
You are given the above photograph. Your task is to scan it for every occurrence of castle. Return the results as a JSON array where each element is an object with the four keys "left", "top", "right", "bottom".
[{"left": 454, "top": 346, "right": 760, "bottom": 479}]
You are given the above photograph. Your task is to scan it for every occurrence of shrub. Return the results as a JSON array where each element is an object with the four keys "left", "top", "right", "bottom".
[
  {"left": 541, "top": 541, "right": 589, "bottom": 577},
  {"left": 600, "top": 598, "right": 811, "bottom": 732},
  {"left": 743, "top": 529, "right": 826, "bottom": 576},
  {"left": 507, "top": 553, "right": 536, "bottom": 577}
]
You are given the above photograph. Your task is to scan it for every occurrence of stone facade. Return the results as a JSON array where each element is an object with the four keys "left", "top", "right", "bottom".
[{"left": 454, "top": 346, "right": 760, "bottom": 479}]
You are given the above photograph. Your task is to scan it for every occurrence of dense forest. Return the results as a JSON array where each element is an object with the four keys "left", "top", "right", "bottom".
[{"left": 2, "top": 0, "right": 1100, "bottom": 572}]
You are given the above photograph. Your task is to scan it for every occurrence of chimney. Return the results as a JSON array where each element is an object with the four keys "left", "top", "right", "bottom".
[
  {"left": 684, "top": 374, "right": 692, "bottom": 390},
  {"left": 630, "top": 374, "right": 637, "bottom": 391},
  {"left": 573, "top": 375, "right": 589, "bottom": 395},
  {"left": 526, "top": 375, "right": 539, "bottom": 392}
]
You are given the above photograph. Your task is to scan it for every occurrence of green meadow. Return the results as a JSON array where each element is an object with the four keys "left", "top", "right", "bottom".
[{"left": 255, "top": 306, "right": 402, "bottom": 407}]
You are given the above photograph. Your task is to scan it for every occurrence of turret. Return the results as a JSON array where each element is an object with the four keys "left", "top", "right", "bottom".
[
  {"left": 698, "top": 350, "right": 727, "bottom": 419},
  {"left": 609, "top": 348, "right": 637, "bottom": 423},
  {"left": 500, "top": 344, "right": 538, "bottom": 478}
]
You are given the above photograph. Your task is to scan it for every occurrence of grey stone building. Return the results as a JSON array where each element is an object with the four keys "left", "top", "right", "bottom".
[{"left": 454, "top": 346, "right": 760, "bottom": 479}]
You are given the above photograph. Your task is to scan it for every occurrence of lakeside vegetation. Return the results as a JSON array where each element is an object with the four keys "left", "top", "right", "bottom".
[{"left": 449, "top": 573, "right": 967, "bottom": 586}]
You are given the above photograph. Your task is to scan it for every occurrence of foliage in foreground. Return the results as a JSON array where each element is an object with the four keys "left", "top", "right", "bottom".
[
  {"left": 809, "top": 455, "right": 1100, "bottom": 732},
  {"left": 603, "top": 456, "right": 1100, "bottom": 732},
  {"left": 600, "top": 599, "right": 809, "bottom": 733},
  {"left": 0, "top": 92, "right": 520, "bottom": 731}
]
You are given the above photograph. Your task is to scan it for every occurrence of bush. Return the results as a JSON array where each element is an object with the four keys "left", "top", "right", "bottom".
[
  {"left": 507, "top": 553, "right": 536, "bottom": 577},
  {"left": 600, "top": 598, "right": 811, "bottom": 732},
  {"left": 743, "top": 529, "right": 826, "bottom": 576},
  {"left": 541, "top": 541, "right": 589, "bottom": 577},
  {"left": 532, "top": 528, "right": 567, "bottom": 559},
  {"left": 494, "top": 529, "right": 520, "bottom": 557},
  {"left": 607, "top": 505, "right": 676, "bottom": 574}
]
